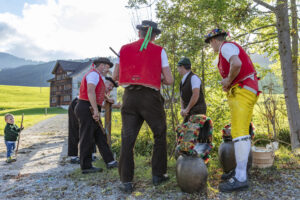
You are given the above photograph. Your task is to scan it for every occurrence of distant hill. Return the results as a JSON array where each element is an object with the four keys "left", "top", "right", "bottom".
[
  {"left": 0, "top": 52, "right": 42, "bottom": 70},
  {"left": 0, "top": 61, "right": 56, "bottom": 87}
]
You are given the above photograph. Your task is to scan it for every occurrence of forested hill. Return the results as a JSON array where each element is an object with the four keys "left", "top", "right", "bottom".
[
  {"left": 0, "top": 52, "right": 42, "bottom": 70},
  {"left": 0, "top": 62, "right": 56, "bottom": 87}
]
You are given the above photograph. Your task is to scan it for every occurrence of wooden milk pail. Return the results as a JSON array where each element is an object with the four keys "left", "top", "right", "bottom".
[{"left": 252, "top": 147, "right": 275, "bottom": 168}]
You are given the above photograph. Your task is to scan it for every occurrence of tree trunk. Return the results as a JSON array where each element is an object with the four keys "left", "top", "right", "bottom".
[
  {"left": 275, "top": 0, "right": 300, "bottom": 150},
  {"left": 290, "top": 0, "right": 299, "bottom": 93},
  {"left": 201, "top": 49, "right": 205, "bottom": 97}
]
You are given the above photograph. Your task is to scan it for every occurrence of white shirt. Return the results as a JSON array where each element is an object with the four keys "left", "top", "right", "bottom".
[
  {"left": 181, "top": 72, "right": 201, "bottom": 89},
  {"left": 116, "top": 49, "right": 169, "bottom": 68},
  {"left": 86, "top": 71, "right": 104, "bottom": 85},
  {"left": 220, "top": 43, "right": 240, "bottom": 62}
]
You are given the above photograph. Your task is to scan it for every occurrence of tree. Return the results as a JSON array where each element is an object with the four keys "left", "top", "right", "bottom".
[{"left": 253, "top": 0, "right": 300, "bottom": 151}]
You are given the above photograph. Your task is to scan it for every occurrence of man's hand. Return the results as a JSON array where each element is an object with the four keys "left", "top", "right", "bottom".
[
  {"left": 105, "top": 94, "right": 114, "bottom": 104},
  {"left": 221, "top": 77, "right": 231, "bottom": 92},
  {"left": 181, "top": 108, "right": 189, "bottom": 117},
  {"left": 92, "top": 110, "right": 100, "bottom": 121},
  {"left": 106, "top": 97, "right": 114, "bottom": 104}
]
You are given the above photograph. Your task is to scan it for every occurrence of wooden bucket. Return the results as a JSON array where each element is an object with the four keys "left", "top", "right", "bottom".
[{"left": 252, "top": 147, "right": 275, "bottom": 168}]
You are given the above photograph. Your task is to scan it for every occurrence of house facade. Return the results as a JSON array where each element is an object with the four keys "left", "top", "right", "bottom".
[{"left": 48, "top": 60, "right": 92, "bottom": 107}]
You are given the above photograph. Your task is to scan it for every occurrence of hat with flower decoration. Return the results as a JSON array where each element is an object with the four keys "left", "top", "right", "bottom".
[{"left": 204, "top": 28, "right": 228, "bottom": 43}]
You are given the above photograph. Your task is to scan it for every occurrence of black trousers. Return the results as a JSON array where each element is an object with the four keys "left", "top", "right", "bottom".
[
  {"left": 183, "top": 105, "right": 207, "bottom": 123},
  {"left": 68, "top": 98, "right": 79, "bottom": 156},
  {"left": 119, "top": 86, "right": 167, "bottom": 182},
  {"left": 74, "top": 100, "right": 114, "bottom": 170}
]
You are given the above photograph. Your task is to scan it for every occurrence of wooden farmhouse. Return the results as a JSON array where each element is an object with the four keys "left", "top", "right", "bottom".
[{"left": 48, "top": 60, "right": 92, "bottom": 107}]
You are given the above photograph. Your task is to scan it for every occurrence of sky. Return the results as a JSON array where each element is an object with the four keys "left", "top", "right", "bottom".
[{"left": 0, "top": 0, "right": 155, "bottom": 61}]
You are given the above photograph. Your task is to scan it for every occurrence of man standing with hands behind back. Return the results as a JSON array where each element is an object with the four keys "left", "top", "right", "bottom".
[{"left": 113, "top": 20, "right": 173, "bottom": 193}]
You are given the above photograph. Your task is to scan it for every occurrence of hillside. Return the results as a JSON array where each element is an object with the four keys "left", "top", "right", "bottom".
[
  {"left": 0, "top": 61, "right": 56, "bottom": 87},
  {"left": 0, "top": 52, "right": 42, "bottom": 70}
]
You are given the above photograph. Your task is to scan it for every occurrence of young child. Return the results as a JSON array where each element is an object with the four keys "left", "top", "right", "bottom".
[{"left": 4, "top": 113, "right": 23, "bottom": 163}]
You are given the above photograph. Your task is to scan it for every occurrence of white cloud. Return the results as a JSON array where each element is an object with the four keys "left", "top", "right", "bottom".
[{"left": 0, "top": 0, "right": 142, "bottom": 61}]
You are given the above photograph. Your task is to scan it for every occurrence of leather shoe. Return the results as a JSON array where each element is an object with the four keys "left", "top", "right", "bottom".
[
  {"left": 81, "top": 167, "right": 103, "bottom": 174},
  {"left": 107, "top": 161, "right": 118, "bottom": 169},
  {"left": 152, "top": 174, "right": 169, "bottom": 186},
  {"left": 119, "top": 182, "right": 133, "bottom": 193},
  {"left": 70, "top": 157, "right": 80, "bottom": 164},
  {"left": 221, "top": 170, "right": 235, "bottom": 180},
  {"left": 219, "top": 177, "right": 249, "bottom": 192}
]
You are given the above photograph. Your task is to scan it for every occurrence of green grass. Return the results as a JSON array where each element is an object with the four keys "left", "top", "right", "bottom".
[
  {"left": 67, "top": 145, "right": 299, "bottom": 198},
  {"left": 0, "top": 85, "right": 67, "bottom": 135}
]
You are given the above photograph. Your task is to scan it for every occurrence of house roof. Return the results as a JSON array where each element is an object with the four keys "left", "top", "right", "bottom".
[{"left": 51, "top": 60, "right": 92, "bottom": 75}]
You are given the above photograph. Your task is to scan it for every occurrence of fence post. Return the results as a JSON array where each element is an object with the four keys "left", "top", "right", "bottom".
[{"left": 104, "top": 101, "right": 112, "bottom": 147}]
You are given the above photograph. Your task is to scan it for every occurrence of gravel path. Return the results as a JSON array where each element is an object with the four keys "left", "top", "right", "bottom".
[{"left": 0, "top": 114, "right": 299, "bottom": 200}]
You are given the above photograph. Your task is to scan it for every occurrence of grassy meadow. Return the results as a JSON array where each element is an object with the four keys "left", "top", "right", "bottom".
[{"left": 0, "top": 85, "right": 67, "bottom": 135}]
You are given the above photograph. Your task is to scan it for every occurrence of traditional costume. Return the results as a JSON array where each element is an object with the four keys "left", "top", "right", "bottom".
[
  {"left": 75, "top": 58, "right": 116, "bottom": 173},
  {"left": 205, "top": 29, "right": 259, "bottom": 192}
]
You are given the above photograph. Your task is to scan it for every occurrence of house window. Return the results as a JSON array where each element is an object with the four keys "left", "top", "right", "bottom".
[
  {"left": 51, "top": 97, "right": 56, "bottom": 103},
  {"left": 51, "top": 87, "right": 57, "bottom": 92},
  {"left": 64, "top": 95, "right": 71, "bottom": 102},
  {"left": 64, "top": 84, "right": 71, "bottom": 90}
]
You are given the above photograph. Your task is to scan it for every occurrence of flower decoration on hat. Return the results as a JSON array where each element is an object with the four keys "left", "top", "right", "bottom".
[{"left": 204, "top": 28, "right": 229, "bottom": 43}]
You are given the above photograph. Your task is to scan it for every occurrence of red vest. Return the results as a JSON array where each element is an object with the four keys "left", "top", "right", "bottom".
[
  {"left": 218, "top": 41, "right": 258, "bottom": 91},
  {"left": 119, "top": 39, "right": 163, "bottom": 90},
  {"left": 79, "top": 68, "right": 105, "bottom": 106}
]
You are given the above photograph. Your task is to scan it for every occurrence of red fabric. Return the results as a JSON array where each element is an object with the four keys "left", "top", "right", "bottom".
[
  {"left": 218, "top": 41, "right": 258, "bottom": 91},
  {"left": 79, "top": 68, "right": 105, "bottom": 106},
  {"left": 119, "top": 39, "right": 163, "bottom": 90}
]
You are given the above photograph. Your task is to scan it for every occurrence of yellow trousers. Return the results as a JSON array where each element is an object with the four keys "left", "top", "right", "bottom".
[{"left": 227, "top": 85, "right": 259, "bottom": 139}]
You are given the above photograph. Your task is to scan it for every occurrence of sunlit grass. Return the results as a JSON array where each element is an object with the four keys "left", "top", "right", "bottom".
[{"left": 0, "top": 85, "right": 67, "bottom": 135}]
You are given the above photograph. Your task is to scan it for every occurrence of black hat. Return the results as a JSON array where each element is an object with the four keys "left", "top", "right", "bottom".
[
  {"left": 105, "top": 77, "right": 118, "bottom": 87},
  {"left": 136, "top": 20, "right": 161, "bottom": 35},
  {"left": 93, "top": 57, "right": 113, "bottom": 68},
  {"left": 204, "top": 28, "right": 228, "bottom": 43},
  {"left": 177, "top": 57, "right": 191, "bottom": 66}
]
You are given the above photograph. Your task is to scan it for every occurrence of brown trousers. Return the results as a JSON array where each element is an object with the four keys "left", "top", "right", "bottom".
[{"left": 119, "top": 86, "right": 167, "bottom": 183}]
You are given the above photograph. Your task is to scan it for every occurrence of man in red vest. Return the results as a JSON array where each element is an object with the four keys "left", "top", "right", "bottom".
[
  {"left": 205, "top": 29, "right": 259, "bottom": 192},
  {"left": 113, "top": 20, "right": 173, "bottom": 193},
  {"left": 75, "top": 58, "right": 118, "bottom": 174}
]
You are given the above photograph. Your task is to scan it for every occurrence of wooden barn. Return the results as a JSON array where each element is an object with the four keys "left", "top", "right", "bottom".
[{"left": 48, "top": 60, "right": 92, "bottom": 107}]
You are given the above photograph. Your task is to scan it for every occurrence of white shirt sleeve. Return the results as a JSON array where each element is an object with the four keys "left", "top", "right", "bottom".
[
  {"left": 86, "top": 72, "right": 99, "bottom": 85},
  {"left": 220, "top": 43, "right": 240, "bottom": 62},
  {"left": 191, "top": 75, "right": 201, "bottom": 89},
  {"left": 161, "top": 49, "right": 169, "bottom": 68}
]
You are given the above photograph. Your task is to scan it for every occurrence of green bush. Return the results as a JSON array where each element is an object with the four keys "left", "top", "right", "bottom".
[{"left": 277, "top": 128, "right": 290, "bottom": 146}]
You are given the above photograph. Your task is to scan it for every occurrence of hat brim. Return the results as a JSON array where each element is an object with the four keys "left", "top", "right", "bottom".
[
  {"left": 205, "top": 32, "right": 227, "bottom": 43},
  {"left": 136, "top": 25, "right": 161, "bottom": 35},
  {"left": 105, "top": 77, "right": 118, "bottom": 87},
  {"left": 94, "top": 61, "right": 114, "bottom": 68}
]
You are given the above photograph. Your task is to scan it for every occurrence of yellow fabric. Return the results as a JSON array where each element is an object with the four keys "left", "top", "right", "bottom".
[{"left": 227, "top": 85, "right": 259, "bottom": 139}]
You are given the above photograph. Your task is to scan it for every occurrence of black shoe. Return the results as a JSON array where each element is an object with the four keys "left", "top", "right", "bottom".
[
  {"left": 119, "top": 182, "right": 133, "bottom": 194},
  {"left": 107, "top": 161, "right": 118, "bottom": 169},
  {"left": 152, "top": 174, "right": 169, "bottom": 186},
  {"left": 219, "top": 177, "right": 249, "bottom": 193},
  {"left": 81, "top": 167, "right": 103, "bottom": 174},
  {"left": 221, "top": 170, "right": 235, "bottom": 180},
  {"left": 70, "top": 157, "right": 80, "bottom": 164}
]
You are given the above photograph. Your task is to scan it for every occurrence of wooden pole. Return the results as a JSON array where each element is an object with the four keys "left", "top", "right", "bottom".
[
  {"left": 15, "top": 113, "right": 24, "bottom": 157},
  {"left": 104, "top": 101, "right": 112, "bottom": 147}
]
